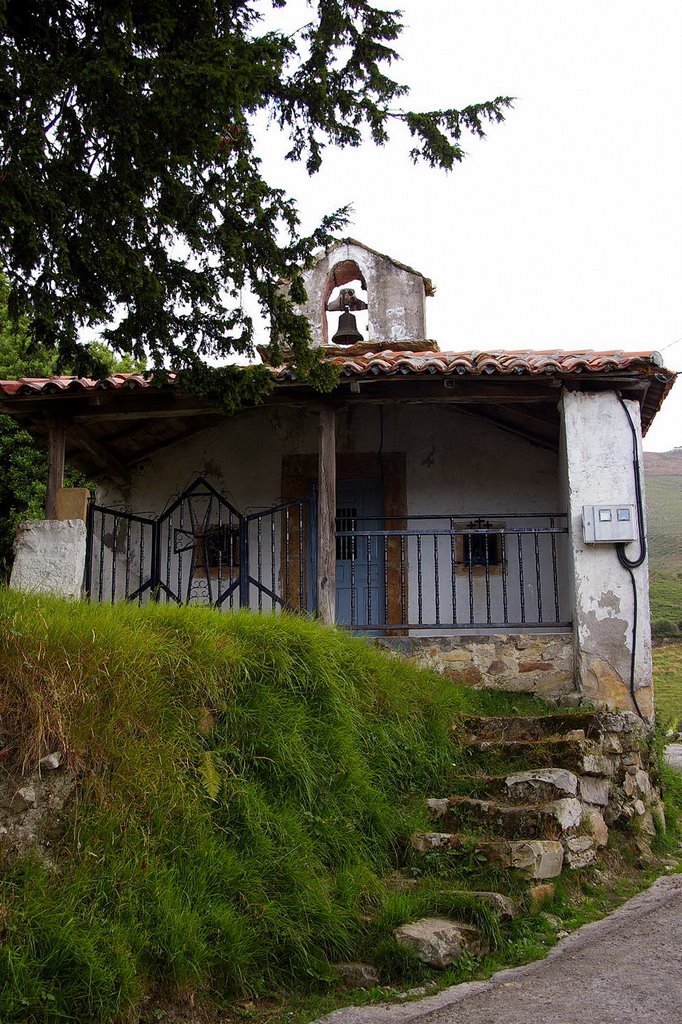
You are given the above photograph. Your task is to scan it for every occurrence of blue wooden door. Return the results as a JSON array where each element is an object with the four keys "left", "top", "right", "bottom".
[{"left": 335, "top": 479, "right": 385, "bottom": 628}]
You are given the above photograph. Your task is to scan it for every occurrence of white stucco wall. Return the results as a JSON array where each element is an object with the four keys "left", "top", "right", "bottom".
[{"left": 561, "top": 390, "right": 653, "bottom": 718}]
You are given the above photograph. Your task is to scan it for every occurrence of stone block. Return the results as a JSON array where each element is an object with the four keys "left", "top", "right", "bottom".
[
  {"left": 470, "top": 892, "right": 516, "bottom": 920},
  {"left": 582, "top": 753, "right": 616, "bottom": 777},
  {"left": 10, "top": 520, "right": 87, "bottom": 600},
  {"left": 484, "top": 840, "right": 564, "bottom": 879},
  {"left": 583, "top": 807, "right": 609, "bottom": 847},
  {"left": 411, "top": 832, "right": 458, "bottom": 853},
  {"left": 505, "top": 768, "right": 578, "bottom": 800},
  {"left": 334, "top": 963, "right": 380, "bottom": 989},
  {"left": 562, "top": 836, "right": 596, "bottom": 869},
  {"left": 55, "top": 487, "right": 90, "bottom": 522},
  {"left": 393, "top": 918, "right": 487, "bottom": 968},
  {"left": 579, "top": 776, "right": 610, "bottom": 806},
  {"left": 544, "top": 797, "right": 582, "bottom": 831}
]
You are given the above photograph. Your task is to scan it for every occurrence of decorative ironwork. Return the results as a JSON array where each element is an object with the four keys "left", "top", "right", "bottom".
[{"left": 86, "top": 477, "right": 316, "bottom": 614}]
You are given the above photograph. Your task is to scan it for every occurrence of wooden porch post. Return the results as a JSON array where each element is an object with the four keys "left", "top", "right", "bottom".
[
  {"left": 317, "top": 407, "right": 336, "bottom": 625},
  {"left": 46, "top": 420, "right": 66, "bottom": 520}
]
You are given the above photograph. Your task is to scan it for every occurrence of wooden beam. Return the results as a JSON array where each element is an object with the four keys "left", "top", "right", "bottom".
[
  {"left": 46, "top": 420, "right": 66, "bottom": 519},
  {"left": 65, "top": 426, "right": 130, "bottom": 487},
  {"left": 317, "top": 407, "right": 336, "bottom": 625}
]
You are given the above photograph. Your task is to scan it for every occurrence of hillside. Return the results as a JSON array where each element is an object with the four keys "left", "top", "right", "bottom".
[{"left": 644, "top": 448, "right": 682, "bottom": 574}]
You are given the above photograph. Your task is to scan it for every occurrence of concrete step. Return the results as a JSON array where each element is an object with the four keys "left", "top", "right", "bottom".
[
  {"left": 426, "top": 794, "right": 582, "bottom": 840},
  {"left": 412, "top": 832, "right": 565, "bottom": 880},
  {"left": 460, "top": 713, "right": 602, "bottom": 744},
  {"left": 452, "top": 768, "right": 580, "bottom": 804}
]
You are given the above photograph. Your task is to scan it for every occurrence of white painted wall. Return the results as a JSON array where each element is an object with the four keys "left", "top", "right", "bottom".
[{"left": 561, "top": 390, "right": 653, "bottom": 718}]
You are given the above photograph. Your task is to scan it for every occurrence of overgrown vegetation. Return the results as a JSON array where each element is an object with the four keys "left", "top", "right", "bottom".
[{"left": 0, "top": 592, "right": 680, "bottom": 1024}]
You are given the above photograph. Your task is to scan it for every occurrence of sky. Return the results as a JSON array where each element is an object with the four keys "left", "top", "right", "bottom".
[{"left": 255, "top": 0, "right": 682, "bottom": 452}]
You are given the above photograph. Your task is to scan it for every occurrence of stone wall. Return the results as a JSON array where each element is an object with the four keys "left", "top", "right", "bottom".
[{"left": 376, "top": 634, "right": 576, "bottom": 699}]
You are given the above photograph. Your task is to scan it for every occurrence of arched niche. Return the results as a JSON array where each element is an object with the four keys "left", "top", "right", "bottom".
[{"left": 323, "top": 260, "right": 369, "bottom": 345}]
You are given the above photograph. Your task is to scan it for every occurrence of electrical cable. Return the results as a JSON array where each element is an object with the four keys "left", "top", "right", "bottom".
[{"left": 615, "top": 393, "right": 647, "bottom": 719}]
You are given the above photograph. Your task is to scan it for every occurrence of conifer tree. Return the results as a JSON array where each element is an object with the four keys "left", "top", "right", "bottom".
[{"left": 0, "top": 1, "right": 510, "bottom": 405}]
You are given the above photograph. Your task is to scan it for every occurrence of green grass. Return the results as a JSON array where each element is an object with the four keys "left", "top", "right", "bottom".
[
  {"left": 646, "top": 476, "right": 682, "bottom": 573},
  {"left": 650, "top": 571, "right": 682, "bottom": 630},
  {"left": 653, "top": 643, "right": 682, "bottom": 730},
  {"left": 0, "top": 590, "right": 546, "bottom": 1023},
  {"left": 1, "top": 592, "right": 680, "bottom": 1024}
]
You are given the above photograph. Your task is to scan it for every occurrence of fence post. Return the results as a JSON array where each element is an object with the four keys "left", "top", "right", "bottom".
[{"left": 239, "top": 517, "right": 249, "bottom": 608}]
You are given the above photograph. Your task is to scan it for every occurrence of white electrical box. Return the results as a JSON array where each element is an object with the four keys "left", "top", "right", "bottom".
[{"left": 582, "top": 504, "right": 637, "bottom": 544}]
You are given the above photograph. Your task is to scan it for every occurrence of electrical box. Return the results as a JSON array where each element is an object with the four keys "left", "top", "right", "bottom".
[{"left": 582, "top": 504, "right": 637, "bottom": 544}]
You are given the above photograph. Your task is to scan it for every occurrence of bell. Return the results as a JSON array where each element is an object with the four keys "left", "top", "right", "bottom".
[{"left": 332, "top": 305, "right": 363, "bottom": 345}]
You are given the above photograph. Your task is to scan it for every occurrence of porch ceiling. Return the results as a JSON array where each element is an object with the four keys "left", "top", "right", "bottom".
[{"left": 0, "top": 348, "right": 675, "bottom": 480}]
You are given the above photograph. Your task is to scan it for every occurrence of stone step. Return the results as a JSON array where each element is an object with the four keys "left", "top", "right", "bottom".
[
  {"left": 411, "top": 832, "right": 565, "bottom": 879},
  {"left": 460, "top": 713, "right": 601, "bottom": 744},
  {"left": 452, "top": 768, "right": 580, "bottom": 804},
  {"left": 426, "top": 794, "right": 582, "bottom": 840},
  {"left": 460, "top": 736, "right": 592, "bottom": 774}
]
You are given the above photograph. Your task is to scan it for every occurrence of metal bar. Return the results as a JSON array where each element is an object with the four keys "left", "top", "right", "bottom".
[
  {"left": 449, "top": 517, "right": 457, "bottom": 625},
  {"left": 467, "top": 533, "right": 474, "bottom": 624},
  {"left": 484, "top": 530, "right": 491, "bottom": 624},
  {"left": 383, "top": 534, "right": 389, "bottom": 626},
  {"left": 550, "top": 515, "right": 560, "bottom": 623},
  {"left": 284, "top": 508, "right": 291, "bottom": 607},
  {"left": 518, "top": 533, "right": 526, "bottom": 623},
  {"left": 367, "top": 535, "right": 373, "bottom": 625},
  {"left": 124, "top": 517, "right": 132, "bottom": 599},
  {"left": 298, "top": 502, "right": 304, "bottom": 611},
  {"left": 239, "top": 517, "right": 249, "bottom": 608},
  {"left": 434, "top": 534, "right": 440, "bottom": 625},
  {"left": 400, "top": 535, "right": 406, "bottom": 625},
  {"left": 84, "top": 499, "right": 94, "bottom": 601},
  {"left": 138, "top": 521, "right": 145, "bottom": 605},
  {"left": 309, "top": 490, "right": 318, "bottom": 615},
  {"left": 98, "top": 511, "right": 105, "bottom": 603},
  {"left": 349, "top": 620, "right": 573, "bottom": 632},
  {"left": 417, "top": 534, "right": 423, "bottom": 625},
  {"left": 111, "top": 515, "right": 119, "bottom": 603},
  {"left": 350, "top": 521, "right": 356, "bottom": 627},
  {"left": 534, "top": 530, "right": 543, "bottom": 623},
  {"left": 501, "top": 533, "right": 509, "bottom": 623},
  {"left": 258, "top": 517, "right": 263, "bottom": 612},
  {"left": 271, "top": 514, "right": 276, "bottom": 614}
]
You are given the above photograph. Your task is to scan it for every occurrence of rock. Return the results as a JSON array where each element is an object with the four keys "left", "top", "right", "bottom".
[
  {"left": 633, "top": 798, "right": 646, "bottom": 816},
  {"left": 425, "top": 798, "right": 449, "bottom": 817},
  {"left": 334, "top": 963, "right": 380, "bottom": 989},
  {"left": 579, "top": 776, "right": 610, "bottom": 806},
  {"left": 602, "top": 733, "right": 623, "bottom": 754},
  {"left": 411, "top": 832, "right": 459, "bottom": 853},
  {"left": 505, "top": 768, "right": 578, "bottom": 799},
  {"left": 541, "top": 913, "right": 561, "bottom": 930},
  {"left": 39, "top": 752, "right": 62, "bottom": 770},
  {"left": 582, "top": 753, "right": 616, "bottom": 777},
  {"left": 528, "top": 883, "right": 556, "bottom": 908},
  {"left": 583, "top": 807, "right": 609, "bottom": 847},
  {"left": 561, "top": 835, "right": 596, "bottom": 868},
  {"left": 544, "top": 797, "right": 582, "bottom": 831},
  {"left": 470, "top": 891, "right": 516, "bottom": 920},
  {"left": 483, "top": 839, "right": 564, "bottom": 879},
  {"left": 393, "top": 917, "right": 487, "bottom": 968},
  {"left": 13, "top": 787, "right": 36, "bottom": 811}
]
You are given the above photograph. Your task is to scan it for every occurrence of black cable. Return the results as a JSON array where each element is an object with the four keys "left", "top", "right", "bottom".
[{"left": 615, "top": 393, "right": 646, "bottom": 719}]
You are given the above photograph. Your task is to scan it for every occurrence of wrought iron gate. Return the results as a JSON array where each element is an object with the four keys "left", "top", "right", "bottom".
[{"left": 86, "top": 477, "right": 317, "bottom": 613}]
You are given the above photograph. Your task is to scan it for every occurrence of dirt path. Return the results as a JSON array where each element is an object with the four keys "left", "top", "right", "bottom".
[{"left": 317, "top": 873, "right": 682, "bottom": 1024}]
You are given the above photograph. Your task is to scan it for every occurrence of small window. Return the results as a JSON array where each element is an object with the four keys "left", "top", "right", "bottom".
[
  {"left": 336, "top": 507, "right": 357, "bottom": 560},
  {"left": 197, "top": 524, "right": 239, "bottom": 571},
  {"left": 461, "top": 520, "right": 501, "bottom": 568}
]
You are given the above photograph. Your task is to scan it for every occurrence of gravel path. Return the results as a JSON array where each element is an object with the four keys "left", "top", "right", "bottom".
[{"left": 317, "top": 873, "right": 682, "bottom": 1024}]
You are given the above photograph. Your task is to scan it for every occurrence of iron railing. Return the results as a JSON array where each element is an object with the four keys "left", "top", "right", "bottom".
[{"left": 335, "top": 513, "right": 570, "bottom": 631}]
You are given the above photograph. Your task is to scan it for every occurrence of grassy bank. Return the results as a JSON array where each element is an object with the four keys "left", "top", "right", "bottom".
[
  {"left": 0, "top": 591, "right": 679, "bottom": 1024},
  {"left": 0, "top": 591, "right": 536, "bottom": 1023}
]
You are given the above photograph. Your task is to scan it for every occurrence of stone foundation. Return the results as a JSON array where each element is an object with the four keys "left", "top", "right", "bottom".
[{"left": 375, "top": 634, "right": 576, "bottom": 699}]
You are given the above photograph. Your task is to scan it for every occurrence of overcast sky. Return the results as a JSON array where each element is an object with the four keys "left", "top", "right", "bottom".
[{"left": 257, "top": 0, "right": 681, "bottom": 452}]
